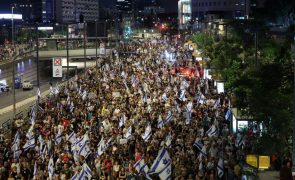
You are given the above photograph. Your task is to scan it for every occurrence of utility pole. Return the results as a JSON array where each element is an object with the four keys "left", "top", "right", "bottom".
[
  {"left": 66, "top": 24, "right": 69, "bottom": 79},
  {"left": 84, "top": 22, "right": 87, "bottom": 74},
  {"left": 292, "top": 36, "right": 295, "bottom": 176}
]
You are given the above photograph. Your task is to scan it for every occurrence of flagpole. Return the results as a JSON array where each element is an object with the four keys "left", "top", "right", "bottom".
[{"left": 291, "top": 36, "right": 295, "bottom": 175}]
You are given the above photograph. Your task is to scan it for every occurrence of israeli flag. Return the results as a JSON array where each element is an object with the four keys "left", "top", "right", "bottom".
[
  {"left": 97, "top": 137, "right": 106, "bottom": 157},
  {"left": 118, "top": 114, "right": 126, "bottom": 128},
  {"left": 157, "top": 115, "right": 164, "bottom": 128},
  {"left": 70, "top": 101, "right": 75, "bottom": 112},
  {"left": 71, "top": 172, "right": 78, "bottom": 180},
  {"left": 185, "top": 102, "right": 193, "bottom": 113},
  {"left": 49, "top": 85, "right": 54, "bottom": 95},
  {"left": 199, "top": 146, "right": 207, "bottom": 158},
  {"left": 149, "top": 147, "right": 171, "bottom": 174},
  {"left": 158, "top": 161, "right": 171, "bottom": 180},
  {"left": 13, "top": 149, "right": 22, "bottom": 159},
  {"left": 48, "top": 157, "right": 54, "bottom": 180},
  {"left": 12, "top": 131, "right": 20, "bottom": 151},
  {"left": 55, "top": 129, "right": 63, "bottom": 145},
  {"left": 133, "top": 157, "right": 152, "bottom": 180},
  {"left": 36, "top": 88, "right": 41, "bottom": 98},
  {"left": 236, "top": 133, "right": 245, "bottom": 147},
  {"left": 165, "top": 133, "right": 172, "bottom": 148},
  {"left": 165, "top": 111, "right": 172, "bottom": 124},
  {"left": 77, "top": 140, "right": 91, "bottom": 158},
  {"left": 23, "top": 137, "right": 35, "bottom": 152},
  {"left": 206, "top": 125, "right": 218, "bottom": 137},
  {"left": 55, "top": 83, "right": 59, "bottom": 95},
  {"left": 26, "top": 125, "right": 34, "bottom": 139},
  {"left": 33, "top": 162, "right": 37, "bottom": 179},
  {"left": 142, "top": 124, "right": 152, "bottom": 142},
  {"left": 82, "top": 163, "right": 92, "bottom": 179},
  {"left": 213, "top": 98, "right": 220, "bottom": 109},
  {"left": 124, "top": 126, "right": 132, "bottom": 139},
  {"left": 217, "top": 158, "right": 224, "bottom": 178},
  {"left": 193, "top": 138, "right": 203, "bottom": 151},
  {"left": 197, "top": 93, "right": 206, "bottom": 104},
  {"left": 66, "top": 95, "right": 70, "bottom": 105},
  {"left": 161, "top": 93, "right": 168, "bottom": 102},
  {"left": 225, "top": 108, "right": 231, "bottom": 120},
  {"left": 142, "top": 94, "right": 148, "bottom": 103},
  {"left": 68, "top": 132, "right": 76, "bottom": 144},
  {"left": 178, "top": 90, "right": 186, "bottom": 101}
]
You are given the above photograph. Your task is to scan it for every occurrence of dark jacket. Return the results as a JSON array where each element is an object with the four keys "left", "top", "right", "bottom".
[{"left": 280, "top": 166, "right": 293, "bottom": 180}]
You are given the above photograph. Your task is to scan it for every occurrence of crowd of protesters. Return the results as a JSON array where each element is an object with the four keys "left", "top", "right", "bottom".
[
  {"left": 0, "top": 38, "right": 246, "bottom": 180},
  {"left": 0, "top": 41, "right": 33, "bottom": 62}
]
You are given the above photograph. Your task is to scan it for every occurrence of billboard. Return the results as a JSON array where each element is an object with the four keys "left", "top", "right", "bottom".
[{"left": 52, "top": 58, "right": 62, "bottom": 77}]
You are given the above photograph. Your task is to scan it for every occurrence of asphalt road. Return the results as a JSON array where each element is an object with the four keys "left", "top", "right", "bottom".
[{"left": 0, "top": 58, "right": 97, "bottom": 109}]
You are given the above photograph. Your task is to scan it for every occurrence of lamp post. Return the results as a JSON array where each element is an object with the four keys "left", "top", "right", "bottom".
[
  {"left": 11, "top": 6, "right": 14, "bottom": 44},
  {"left": 292, "top": 36, "right": 295, "bottom": 176},
  {"left": 84, "top": 21, "right": 87, "bottom": 74}
]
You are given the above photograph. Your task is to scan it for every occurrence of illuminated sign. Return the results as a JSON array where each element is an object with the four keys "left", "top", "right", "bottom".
[
  {"left": 38, "top": 27, "right": 54, "bottom": 30},
  {"left": 259, "top": 156, "right": 270, "bottom": 169},
  {"left": 246, "top": 155, "right": 258, "bottom": 168},
  {"left": 0, "top": 14, "right": 22, "bottom": 20}
]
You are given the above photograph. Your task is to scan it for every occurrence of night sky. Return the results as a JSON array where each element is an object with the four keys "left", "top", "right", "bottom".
[
  {"left": 0, "top": 0, "right": 178, "bottom": 13},
  {"left": 0, "top": 0, "right": 14, "bottom": 13}
]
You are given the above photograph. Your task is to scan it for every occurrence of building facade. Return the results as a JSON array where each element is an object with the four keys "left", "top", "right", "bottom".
[
  {"left": 55, "top": 0, "right": 99, "bottom": 23},
  {"left": 192, "top": 0, "right": 250, "bottom": 21},
  {"left": 178, "top": 0, "right": 192, "bottom": 29}
]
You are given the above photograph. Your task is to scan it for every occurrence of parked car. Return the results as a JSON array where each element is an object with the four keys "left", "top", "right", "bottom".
[
  {"left": 0, "top": 83, "right": 9, "bottom": 92},
  {"left": 22, "top": 81, "right": 33, "bottom": 90}
]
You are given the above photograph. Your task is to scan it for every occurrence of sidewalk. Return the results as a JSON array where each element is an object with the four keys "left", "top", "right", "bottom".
[{"left": 258, "top": 171, "right": 279, "bottom": 180}]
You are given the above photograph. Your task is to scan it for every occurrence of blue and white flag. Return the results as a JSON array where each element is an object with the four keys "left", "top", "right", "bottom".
[
  {"left": 70, "top": 101, "right": 75, "bottom": 112},
  {"left": 165, "top": 111, "right": 172, "bottom": 124},
  {"left": 48, "top": 157, "right": 54, "bottom": 180},
  {"left": 165, "top": 133, "right": 172, "bottom": 148},
  {"left": 217, "top": 158, "right": 224, "bottom": 178},
  {"left": 33, "top": 162, "right": 37, "bottom": 179},
  {"left": 206, "top": 125, "right": 218, "bottom": 137},
  {"left": 149, "top": 147, "right": 171, "bottom": 174},
  {"left": 49, "top": 85, "right": 54, "bottom": 95},
  {"left": 141, "top": 124, "right": 152, "bottom": 142},
  {"left": 157, "top": 115, "right": 164, "bottom": 128},
  {"left": 158, "top": 161, "right": 171, "bottom": 180},
  {"left": 55, "top": 129, "right": 63, "bottom": 145},
  {"left": 133, "top": 157, "right": 152, "bottom": 180},
  {"left": 97, "top": 137, "right": 106, "bottom": 157},
  {"left": 199, "top": 146, "right": 207, "bottom": 158},
  {"left": 142, "top": 94, "right": 148, "bottom": 103},
  {"left": 197, "top": 93, "right": 206, "bottom": 104},
  {"left": 178, "top": 90, "right": 186, "bottom": 101},
  {"left": 23, "top": 137, "right": 35, "bottom": 152},
  {"left": 124, "top": 126, "right": 132, "bottom": 139},
  {"left": 68, "top": 132, "right": 76, "bottom": 144},
  {"left": 225, "top": 108, "right": 231, "bottom": 120},
  {"left": 118, "top": 114, "right": 126, "bottom": 128},
  {"left": 213, "top": 98, "right": 220, "bottom": 109},
  {"left": 36, "top": 88, "right": 41, "bottom": 98},
  {"left": 12, "top": 131, "right": 20, "bottom": 151},
  {"left": 71, "top": 172, "right": 78, "bottom": 180},
  {"left": 193, "top": 138, "right": 203, "bottom": 151},
  {"left": 236, "top": 133, "right": 245, "bottom": 147},
  {"left": 82, "top": 163, "right": 92, "bottom": 179},
  {"left": 13, "top": 149, "right": 22, "bottom": 159},
  {"left": 66, "top": 95, "right": 70, "bottom": 105},
  {"left": 77, "top": 140, "right": 91, "bottom": 158},
  {"left": 185, "top": 102, "right": 193, "bottom": 125},
  {"left": 161, "top": 93, "right": 168, "bottom": 102},
  {"left": 55, "top": 83, "right": 59, "bottom": 95}
]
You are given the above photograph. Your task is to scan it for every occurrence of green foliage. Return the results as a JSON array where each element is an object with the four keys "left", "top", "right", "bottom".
[{"left": 196, "top": 24, "right": 294, "bottom": 157}]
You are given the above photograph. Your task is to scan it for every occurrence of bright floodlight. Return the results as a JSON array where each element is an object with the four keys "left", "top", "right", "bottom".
[{"left": 0, "top": 14, "right": 22, "bottom": 20}]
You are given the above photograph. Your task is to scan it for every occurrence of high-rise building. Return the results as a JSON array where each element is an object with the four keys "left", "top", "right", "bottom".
[
  {"left": 116, "top": 0, "right": 134, "bottom": 14},
  {"left": 178, "top": 0, "right": 192, "bottom": 29},
  {"left": 192, "top": 0, "right": 251, "bottom": 21},
  {"left": 15, "top": 0, "right": 55, "bottom": 23},
  {"left": 55, "top": 0, "right": 99, "bottom": 23}
]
